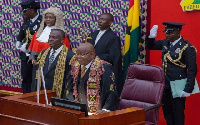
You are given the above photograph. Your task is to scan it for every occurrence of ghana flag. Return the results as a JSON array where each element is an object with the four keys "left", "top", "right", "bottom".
[{"left": 123, "top": 0, "right": 141, "bottom": 80}]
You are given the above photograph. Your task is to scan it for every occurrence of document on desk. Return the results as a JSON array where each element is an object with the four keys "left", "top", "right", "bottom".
[{"left": 170, "top": 78, "right": 200, "bottom": 98}]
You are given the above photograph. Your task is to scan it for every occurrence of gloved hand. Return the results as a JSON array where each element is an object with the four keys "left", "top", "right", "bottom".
[
  {"left": 180, "top": 91, "right": 191, "bottom": 98},
  {"left": 16, "top": 41, "right": 22, "bottom": 49},
  {"left": 19, "top": 43, "right": 27, "bottom": 53},
  {"left": 149, "top": 25, "right": 158, "bottom": 38},
  {"left": 25, "top": 53, "right": 30, "bottom": 57}
]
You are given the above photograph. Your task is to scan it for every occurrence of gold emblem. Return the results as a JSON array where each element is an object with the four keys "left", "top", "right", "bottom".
[
  {"left": 89, "top": 95, "right": 96, "bottom": 101},
  {"left": 93, "top": 60, "right": 100, "bottom": 66},
  {"left": 180, "top": 0, "right": 200, "bottom": 11},
  {"left": 89, "top": 82, "right": 97, "bottom": 89}
]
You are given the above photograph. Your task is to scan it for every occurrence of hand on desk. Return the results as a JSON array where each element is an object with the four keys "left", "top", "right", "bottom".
[{"left": 95, "top": 109, "right": 110, "bottom": 115}]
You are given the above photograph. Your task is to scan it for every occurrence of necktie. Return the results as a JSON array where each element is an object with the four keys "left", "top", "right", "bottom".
[
  {"left": 30, "top": 20, "right": 33, "bottom": 25},
  {"left": 48, "top": 50, "right": 55, "bottom": 70},
  {"left": 81, "top": 66, "right": 87, "bottom": 78}
]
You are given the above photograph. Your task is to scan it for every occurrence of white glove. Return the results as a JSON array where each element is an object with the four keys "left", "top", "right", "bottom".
[
  {"left": 149, "top": 25, "right": 158, "bottom": 38},
  {"left": 25, "top": 53, "right": 30, "bottom": 56},
  {"left": 180, "top": 91, "right": 191, "bottom": 98},
  {"left": 16, "top": 41, "right": 22, "bottom": 49},
  {"left": 19, "top": 43, "right": 27, "bottom": 53}
]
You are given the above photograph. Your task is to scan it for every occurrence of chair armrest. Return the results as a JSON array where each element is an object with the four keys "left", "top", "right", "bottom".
[{"left": 145, "top": 104, "right": 163, "bottom": 112}]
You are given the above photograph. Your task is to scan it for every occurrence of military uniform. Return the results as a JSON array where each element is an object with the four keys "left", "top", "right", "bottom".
[
  {"left": 17, "top": 16, "right": 42, "bottom": 60},
  {"left": 146, "top": 22, "right": 197, "bottom": 125},
  {"left": 17, "top": 0, "right": 42, "bottom": 93}
]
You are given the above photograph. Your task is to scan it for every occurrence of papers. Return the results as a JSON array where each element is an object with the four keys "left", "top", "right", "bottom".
[
  {"left": 170, "top": 78, "right": 200, "bottom": 98},
  {"left": 88, "top": 112, "right": 95, "bottom": 115}
]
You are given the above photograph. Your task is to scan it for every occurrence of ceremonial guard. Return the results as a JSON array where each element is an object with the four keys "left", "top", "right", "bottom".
[
  {"left": 16, "top": 0, "right": 42, "bottom": 93},
  {"left": 146, "top": 22, "right": 197, "bottom": 125}
]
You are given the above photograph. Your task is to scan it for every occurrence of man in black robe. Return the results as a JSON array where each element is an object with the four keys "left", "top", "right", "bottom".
[
  {"left": 87, "top": 13, "right": 123, "bottom": 96},
  {"left": 16, "top": 0, "right": 42, "bottom": 93},
  {"left": 65, "top": 43, "right": 118, "bottom": 114},
  {"left": 33, "top": 29, "right": 74, "bottom": 98}
]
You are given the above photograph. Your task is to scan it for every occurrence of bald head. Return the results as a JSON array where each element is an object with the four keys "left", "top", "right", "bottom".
[
  {"left": 77, "top": 43, "right": 95, "bottom": 53},
  {"left": 76, "top": 43, "right": 95, "bottom": 65}
]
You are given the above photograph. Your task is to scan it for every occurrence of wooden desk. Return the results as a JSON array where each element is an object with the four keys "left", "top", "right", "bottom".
[
  {"left": 0, "top": 90, "right": 145, "bottom": 125},
  {"left": 79, "top": 107, "right": 145, "bottom": 125}
]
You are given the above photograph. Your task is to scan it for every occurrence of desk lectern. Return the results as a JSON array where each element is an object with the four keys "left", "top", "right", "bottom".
[{"left": 0, "top": 90, "right": 145, "bottom": 125}]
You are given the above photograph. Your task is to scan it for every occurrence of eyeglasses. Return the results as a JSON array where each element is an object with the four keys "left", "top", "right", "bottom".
[
  {"left": 163, "top": 28, "right": 179, "bottom": 35},
  {"left": 76, "top": 51, "right": 94, "bottom": 57}
]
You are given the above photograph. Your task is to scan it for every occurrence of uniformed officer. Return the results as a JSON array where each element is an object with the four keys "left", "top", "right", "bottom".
[
  {"left": 146, "top": 22, "right": 197, "bottom": 125},
  {"left": 16, "top": 0, "right": 42, "bottom": 93}
]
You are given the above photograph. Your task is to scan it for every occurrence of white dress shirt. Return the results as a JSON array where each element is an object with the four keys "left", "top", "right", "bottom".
[
  {"left": 30, "top": 14, "right": 39, "bottom": 23},
  {"left": 49, "top": 45, "right": 64, "bottom": 61},
  {"left": 94, "top": 30, "right": 107, "bottom": 46},
  {"left": 170, "top": 36, "right": 182, "bottom": 47}
]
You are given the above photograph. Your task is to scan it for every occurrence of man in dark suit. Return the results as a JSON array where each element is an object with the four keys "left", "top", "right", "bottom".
[
  {"left": 87, "top": 13, "right": 122, "bottom": 96},
  {"left": 146, "top": 22, "right": 197, "bottom": 125},
  {"left": 34, "top": 29, "right": 74, "bottom": 98},
  {"left": 66, "top": 43, "right": 118, "bottom": 114},
  {"left": 16, "top": 0, "right": 42, "bottom": 93}
]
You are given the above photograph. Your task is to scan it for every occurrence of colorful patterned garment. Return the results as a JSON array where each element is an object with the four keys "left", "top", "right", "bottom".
[{"left": 70, "top": 56, "right": 116, "bottom": 113}]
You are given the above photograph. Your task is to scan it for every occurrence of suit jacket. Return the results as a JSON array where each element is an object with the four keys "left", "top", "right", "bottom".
[
  {"left": 34, "top": 47, "right": 74, "bottom": 98},
  {"left": 146, "top": 37, "right": 197, "bottom": 92},
  {"left": 87, "top": 28, "right": 123, "bottom": 95},
  {"left": 17, "top": 15, "right": 42, "bottom": 61},
  {"left": 66, "top": 62, "right": 119, "bottom": 111}
]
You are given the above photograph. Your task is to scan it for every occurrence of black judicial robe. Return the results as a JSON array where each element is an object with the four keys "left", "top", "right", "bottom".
[
  {"left": 65, "top": 63, "right": 119, "bottom": 111},
  {"left": 32, "top": 48, "right": 74, "bottom": 98},
  {"left": 87, "top": 28, "right": 123, "bottom": 95}
]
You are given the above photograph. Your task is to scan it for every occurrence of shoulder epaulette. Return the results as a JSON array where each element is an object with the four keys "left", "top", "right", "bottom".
[{"left": 184, "top": 40, "right": 197, "bottom": 52}]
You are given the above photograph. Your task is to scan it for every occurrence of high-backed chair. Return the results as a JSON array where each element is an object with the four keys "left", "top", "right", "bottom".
[{"left": 119, "top": 63, "right": 165, "bottom": 125}]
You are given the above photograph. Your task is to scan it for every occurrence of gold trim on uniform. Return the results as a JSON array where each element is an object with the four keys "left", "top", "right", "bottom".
[
  {"left": 25, "top": 28, "right": 33, "bottom": 44},
  {"left": 163, "top": 44, "right": 188, "bottom": 74}
]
